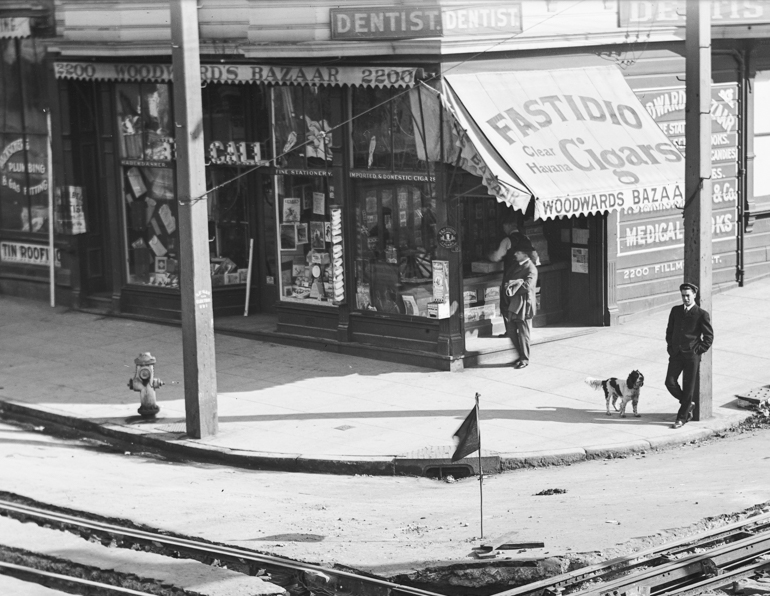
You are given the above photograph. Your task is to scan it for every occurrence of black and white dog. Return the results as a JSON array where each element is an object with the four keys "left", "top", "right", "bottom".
[{"left": 585, "top": 370, "right": 645, "bottom": 418}]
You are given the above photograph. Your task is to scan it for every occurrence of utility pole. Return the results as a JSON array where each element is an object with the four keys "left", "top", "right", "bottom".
[
  {"left": 685, "top": 0, "right": 712, "bottom": 421},
  {"left": 171, "top": 0, "right": 218, "bottom": 438}
]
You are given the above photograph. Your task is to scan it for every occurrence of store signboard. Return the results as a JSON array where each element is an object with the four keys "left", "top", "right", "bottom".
[
  {"left": 619, "top": 206, "right": 735, "bottom": 255},
  {"left": 0, "top": 17, "right": 30, "bottom": 38},
  {"left": 331, "top": 6, "right": 442, "bottom": 39},
  {"left": 1, "top": 242, "right": 61, "bottom": 267},
  {"left": 618, "top": 1, "right": 770, "bottom": 27},
  {"left": 53, "top": 61, "right": 417, "bottom": 88},
  {"left": 444, "top": 66, "right": 685, "bottom": 221},
  {"left": 441, "top": 4, "right": 522, "bottom": 36},
  {"left": 330, "top": 4, "right": 522, "bottom": 39}
]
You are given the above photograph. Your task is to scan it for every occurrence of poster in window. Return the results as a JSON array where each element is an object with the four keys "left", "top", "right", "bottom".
[
  {"left": 365, "top": 192, "right": 377, "bottom": 213},
  {"left": 402, "top": 294, "right": 419, "bottom": 316},
  {"left": 280, "top": 224, "right": 297, "bottom": 250},
  {"left": 282, "top": 198, "right": 301, "bottom": 222},
  {"left": 572, "top": 247, "right": 588, "bottom": 274},
  {"left": 310, "top": 222, "right": 325, "bottom": 249},
  {"left": 296, "top": 223, "right": 309, "bottom": 244},
  {"left": 126, "top": 167, "right": 146, "bottom": 198},
  {"left": 312, "top": 192, "right": 325, "bottom": 215}
]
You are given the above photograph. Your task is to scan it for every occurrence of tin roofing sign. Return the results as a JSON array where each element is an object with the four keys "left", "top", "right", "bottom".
[{"left": 444, "top": 66, "right": 685, "bottom": 220}]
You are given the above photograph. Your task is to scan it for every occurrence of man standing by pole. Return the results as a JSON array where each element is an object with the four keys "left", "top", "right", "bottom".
[
  {"left": 171, "top": 0, "right": 218, "bottom": 439},
  {"left": 665, "top": 283, "right": 714, "bottom": 428},
  {"left": 682, "top": 0, "right": 713, "bottom": 422}
]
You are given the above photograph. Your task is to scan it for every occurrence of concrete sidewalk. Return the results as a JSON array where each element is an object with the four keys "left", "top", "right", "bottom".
[{"left": 0, "top": 279, "right": 768, "bottom": 475}]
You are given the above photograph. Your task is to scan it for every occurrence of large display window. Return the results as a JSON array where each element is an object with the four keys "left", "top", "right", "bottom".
[
  {"left": 0, "top": 37, "right": 48, "bottom": 234},
  {"left": 116, "top": 83, "right": 177, "bottom": 287},
  {"left": 272, "top": 85, "right": 344, "bottom": 306},
  {"left": 353, "top": 181, "right": 436, "bottom": 315},
  {"left": 202, "top": 85, "right": 270, "bottom": 288},
  {"left": 275, "top": 172, "right": 342, "bottom": 306}
]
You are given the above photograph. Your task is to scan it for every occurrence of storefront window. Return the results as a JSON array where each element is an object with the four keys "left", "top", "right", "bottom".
[
  {"left": 202, "top": 85, "right": 270, "bottom": 288},
  {"left": 122, "top": 166, "right": 178, "bottom": 286},
  {"left": 273, "top": 86, "right": 335, "bottom": 168},
  {"left": 352, "top": 87, "right": 422, "bottom": 171},
  {"left": 116, "top": 83, "right": 177, "bottom": 287},
  {"left": 0, "top": 38, "right": 49, "bottom": 233},
  {"left": 276, "top": 173, "right": 341, "bottom": 305},
  {"left": 353, "top": 181, "right": 436, "bottom": 315},
  {"left": 206, "top": 169, "right": 250, "bottom": 286}
]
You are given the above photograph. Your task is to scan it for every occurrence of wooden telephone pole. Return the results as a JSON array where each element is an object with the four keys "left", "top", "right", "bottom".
[
  {"left": 685, "top": 0, "right": 712, "bottom": 420},
  {"left": 171, "top": 0, "right": 218, "bottom": 438}
]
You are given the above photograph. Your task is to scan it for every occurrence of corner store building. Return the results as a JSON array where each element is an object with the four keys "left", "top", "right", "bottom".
[{"left": 3, "top": 1, "right": 770, "bottom": 370}]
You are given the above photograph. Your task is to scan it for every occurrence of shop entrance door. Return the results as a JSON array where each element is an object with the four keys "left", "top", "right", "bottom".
[
  {"left": 67, "top": 82, "right": 112, "bottom": 297},
  {"left": 565, "top": 215, "right": 605, "bottom": 326}
]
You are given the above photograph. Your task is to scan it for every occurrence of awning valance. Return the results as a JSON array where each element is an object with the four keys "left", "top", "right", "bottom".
[
  {"left": 0, "top": 17, "right": 30, "bottom": 38},
  {"left": 53, "top": 61, "right": 417, "bottom": 88},
  {"left": 443, "top": 66, "right": 685, "bottom": 220}
]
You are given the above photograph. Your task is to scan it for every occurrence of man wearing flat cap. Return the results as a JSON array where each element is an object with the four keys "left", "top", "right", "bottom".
[
  {"left": 490, "top": 222, "right": 538, "bottom": 369},
  {"left": 665, "top": 282, "right": 714, "bottom": 428}
]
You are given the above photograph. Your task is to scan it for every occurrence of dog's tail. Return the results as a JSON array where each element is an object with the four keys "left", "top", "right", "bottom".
[{"left": 585, "top": 377, "right": 604, "bottom": 390}]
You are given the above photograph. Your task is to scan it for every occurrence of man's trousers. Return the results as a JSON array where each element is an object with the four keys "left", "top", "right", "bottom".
[
  {"left": 505, "top": 315, "right": 532, "bottom": 363},
  {"left": 665, "top": 350, "right": 701, "bottom": 421}
]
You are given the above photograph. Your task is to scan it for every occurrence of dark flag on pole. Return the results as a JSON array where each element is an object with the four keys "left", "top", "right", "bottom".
[{"left": 451, "top": 402, "right": 480, "bottom": 462}]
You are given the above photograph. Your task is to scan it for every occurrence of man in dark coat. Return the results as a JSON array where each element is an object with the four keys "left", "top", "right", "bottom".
[
  {"left": 500, "top": 237, "right": 538, "bottom": 369},
  {"left": 665, "top": 282, "right": 714, "bottom": 428}
]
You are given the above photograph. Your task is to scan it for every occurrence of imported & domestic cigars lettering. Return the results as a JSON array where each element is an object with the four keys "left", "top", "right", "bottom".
[{"left": 350, "top": 171, "right": 435, "bottom": 182}]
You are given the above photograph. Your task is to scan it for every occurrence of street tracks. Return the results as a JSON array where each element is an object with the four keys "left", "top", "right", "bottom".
[
  {"left": 496, "top": 509, "right": 770, "bottom": 596},
  {"left": 4, "top": 495, "right": 770, "bottom": 596},
  {"left": 0, "top": 495, "right": 447, "bottom": 596}
]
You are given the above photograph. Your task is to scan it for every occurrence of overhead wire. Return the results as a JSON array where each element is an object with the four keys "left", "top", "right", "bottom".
[{"left": 179, "top": 0, "right": 587, "bottom": 206}]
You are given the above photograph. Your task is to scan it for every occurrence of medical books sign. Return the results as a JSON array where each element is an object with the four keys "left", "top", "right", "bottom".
[{"left": 330, "top": 4, "right": 521, "bottom": 39}]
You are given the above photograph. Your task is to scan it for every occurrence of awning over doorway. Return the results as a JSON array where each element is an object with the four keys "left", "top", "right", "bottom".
[{"left": 443, "top": 66, "right": 685, "bottom": 220}]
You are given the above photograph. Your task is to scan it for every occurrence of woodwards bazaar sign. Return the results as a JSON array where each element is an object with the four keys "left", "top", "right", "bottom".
[{"left": 54, "top": 62, "right": 417, "bottom": 88}]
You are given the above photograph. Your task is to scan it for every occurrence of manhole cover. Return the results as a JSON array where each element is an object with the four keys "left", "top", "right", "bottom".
[{"left": 334, "top": 425, "right": 354, "bottom": 431}]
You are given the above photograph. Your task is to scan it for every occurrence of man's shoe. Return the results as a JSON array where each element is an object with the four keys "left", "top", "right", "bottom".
[
  {"left": 514, "top": 360, "right": 529, "bottom": 369},
  {"left": 686, "top": 403, "right": 695, "bottom": 422},
  {"left": 673, "top": 419, "right": 684, "bottom": 429}
]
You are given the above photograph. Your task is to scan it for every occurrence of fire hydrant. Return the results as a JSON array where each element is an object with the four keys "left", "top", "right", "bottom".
[{"left": 128, "top": 352, "right": 164, "bottom": 418}]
